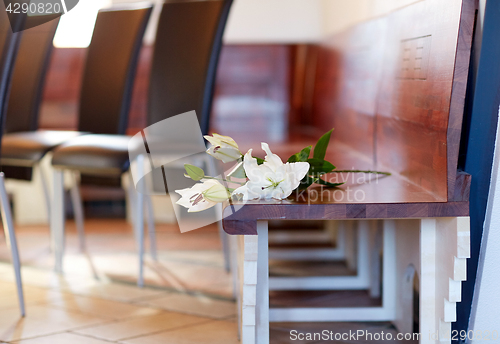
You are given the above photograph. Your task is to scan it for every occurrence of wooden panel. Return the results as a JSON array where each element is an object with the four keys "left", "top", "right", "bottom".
[
  {"left": 312, "top": 0, "right": 476, "bottom": 201},
  {"left": 313, "top": 18, "right": 387, "bottom": 158},
  {"left": 211, "top": 45, "right": 290, "bottom": 142}
]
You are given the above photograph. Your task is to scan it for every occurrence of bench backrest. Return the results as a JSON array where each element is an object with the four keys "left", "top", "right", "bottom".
[{"left": 312, "top": 0, "right": 476, "bottom": 201}]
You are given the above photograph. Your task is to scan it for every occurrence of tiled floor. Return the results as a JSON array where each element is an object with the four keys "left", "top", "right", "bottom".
[{"left": 0, "top": 219, "right": 411, "bottom": 343}]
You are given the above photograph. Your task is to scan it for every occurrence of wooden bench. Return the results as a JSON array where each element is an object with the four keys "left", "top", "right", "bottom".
[{"left": 222, "top": 0, "right": 476, "bottom": 343}]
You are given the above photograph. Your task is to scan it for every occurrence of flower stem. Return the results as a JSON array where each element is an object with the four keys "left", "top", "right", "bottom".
[
  {"left": 203, "top": 176, "right": 246, "bottom": 185},
  {"left": 332, "top": 170, "right": 391, "bottom": 176}
]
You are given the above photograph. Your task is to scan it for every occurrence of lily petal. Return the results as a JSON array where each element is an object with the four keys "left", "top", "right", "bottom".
[{"left": 261, "top": 142, "right": 283, "bottom": 172}]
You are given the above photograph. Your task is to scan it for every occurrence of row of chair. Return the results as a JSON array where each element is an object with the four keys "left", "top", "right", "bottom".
[{"left": 0, "top": 0, "right": 233, "bottom": 315}]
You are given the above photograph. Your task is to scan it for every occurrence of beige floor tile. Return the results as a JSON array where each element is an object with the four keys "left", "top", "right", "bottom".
[
  {"left": 68, "top": 283, "right": 166, "bottom": 302},
  {"left": 0, "top": 281, "right": 63, "bottom": 310},
  {"left": 121, "top": 320, "right": 238, "bottom": 344},
  {"left": 11, "top": 332, "right": 114, "bottom": 344},
  {"left": 74, "top": 311, "right": 209, "bottom": 341},
  {"left": 49, "top": 294, "right": 162, "bottom": 320},
  {"left": 0, "top": 262, "right": 14, "bottom": 275},
  {"left": 0, "top": 265, "right": 96, "bottom": 291},
  {"left": 138, "top": 292, "right": 236, "bottom": 319},
  {"left": 0, "top": 304, "right": 109, "bottom": 342}
]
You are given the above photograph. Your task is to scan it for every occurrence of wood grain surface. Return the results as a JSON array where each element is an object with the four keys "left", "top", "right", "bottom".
[
  {"left": 223, "top": 0, "right": 476, "bottom": 234},
  {"left": 312, "top": 0, "right": 476, "bottom": 201}
]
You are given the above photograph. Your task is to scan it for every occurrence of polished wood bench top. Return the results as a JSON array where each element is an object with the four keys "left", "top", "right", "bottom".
[{"left": 222, "top": 141, "right": 469, "bottom": 235}]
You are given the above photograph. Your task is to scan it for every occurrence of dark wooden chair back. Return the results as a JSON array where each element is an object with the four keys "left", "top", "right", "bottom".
[
  {"left": 5, "top": 18, "right": 59, "bottom": 133},
  {"left": 312, "top": 0, "right": 476, "bottom": 202},
  {"left": 148, "top": 0, "right": 233, "bottom": 135},
  {"left": 0, "top": 4, "right": 24, "bottom": 149},
  {"left": 77, "top": 4, "right": 152, "bottom": 135}
]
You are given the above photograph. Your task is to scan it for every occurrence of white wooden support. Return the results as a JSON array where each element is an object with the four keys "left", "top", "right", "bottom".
[
  {"left": 268, "top": 230, "right": 333, "bottom": 245},
  {"left": 268, "top": 248, "right": 346, "bottom": 261},
  {"left": 333, "top": 220, "right": 346, "bottom": 256},
  {"left": 241, "top": 234, "right": 257, "bottom": 344},
  {"left": 256, "top": 221, "right": 269, "bottom": 344},
  {"left": 434, "top": 217, "right": 470, "bottom": 343},
  {"left": 239, "top": 221, "right": 269, "bottom": 344},
  {"left": 269, "top": 219, "right": 397, "bottom": 322},
  {"left": 393, "top": 219, "right": 421, "bottom": 336},
  {"left": 369, "top": 221, "right": 383, "bottom": 298},
  {"left": 268, "top": 221, "right": 347, "bottom": 261},
  {"left": 344, "top": 220, "right": 357, "bottom": 270},
  {"left": 420, "top": 218, "right": 438, "bottom": 344},
  {"left": 269, "top": 220, "right": 370, "bottom": 291}
]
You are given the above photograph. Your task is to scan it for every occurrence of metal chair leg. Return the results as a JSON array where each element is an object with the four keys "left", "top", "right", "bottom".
[
  {"left": 0, "top": 172, "right": 25, "bottom": 316},
  {"left": 38, "top": 163, "right": 51, "bottom": 223},
  {"left": 51, "top": 169, "right": 65, "bottom": 273},
  {"left": 134, "top": 155, "right": 145, "bottom": 287},
  {"left": 126, "top": 172, "right": 137, "bottom": 225},
  {"left": 145, "top": 194, "right": 157, "bottom": 261},
  {"left": 69, "top": 174, "right": 86, "bottom": 252}
]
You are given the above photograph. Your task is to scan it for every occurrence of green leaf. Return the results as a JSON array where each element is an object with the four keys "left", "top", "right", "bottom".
[
  {"left": 227, "top": 161, "right": 246, "bottom": 179},
  {"left": 307, "top": 158, "right": 335, "bottom": 175},
  {"left": 315, "top": 178, "right": 344, "bottom": 188},
  {"left": 288, "top": 145, "right": 312, "bottom": 163},
  {"left": 313, "top": 129, "right": 334, "bottom": 160},
  {"left": 297, "top": 175, "right": 316, "bottom": 191},
  {"left": 255, "top": 157, "right": 265, "bottom": 165},
  {"left": 184, "top": 164, "right": 205, "bottom": 181}
]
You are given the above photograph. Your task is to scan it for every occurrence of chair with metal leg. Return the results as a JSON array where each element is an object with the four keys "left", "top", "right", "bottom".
[
  {"left": 1, "top": 4, "right": 152, "bottom": 259},
  {"left": 45, "top": 4, "right": 153, "bottom": 272},
  {"left": 0, "top": 18, "right": 59, "bottom": 226},
  {"left": 0, "top": 3, "right": 26, "bottom": 317},
  {"left": 51, "top": 0, "right": 234, "bottom": 286}
]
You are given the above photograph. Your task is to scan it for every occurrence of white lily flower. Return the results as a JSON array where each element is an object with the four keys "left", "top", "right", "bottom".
[
  {"left": 232, "top": 143, "right": 310, "bottom": 200},
  {"left": 175, "top": 179, "right": 229, "bottom": 212},
  {"left": 204, "top": 133, "right": 242, "bottom": 163}
]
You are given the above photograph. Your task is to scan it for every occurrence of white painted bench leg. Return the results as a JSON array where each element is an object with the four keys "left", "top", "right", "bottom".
[
  {"left": 232, "top": 235, "right": 241, "bottom": 341},
  {"left": 256, "top": 221, "right": 269, "bottom": 344},
  {"left": 381, "top": 220, "right": 397, "bottom": 319},
  {"left": 333, "top": 220, "right": 346, "bottom": 257},
  {"left": 420, "top": 218, "right": 438, "bottom": 343},
  {"left": 369, "top": 221, "right": 382, "bottom": 298},
  {"left": 51, "top": 169, "right": 65, "bottom": 273},
  {"left": 356, "top": 220, "right": 371, "bottom": 288},
  {"left": 268, "top": 220, "right": 371, "bottom": 291},
  {"left": 435, "top": 217, "right": 470, "bottom": 343},
  {"left": 344, "top": 220, "right": 357, "bottom": 271},
  {"left": 241, "top": 234, "right": 258, "bottom": 344},
  {"left": 269, "top": 220, "right": 396, "bottom": 322}
]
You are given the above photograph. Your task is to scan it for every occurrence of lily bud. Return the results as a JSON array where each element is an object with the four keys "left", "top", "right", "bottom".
[{"left": 204, "top": 133, "right": 242, "bottom": 163}]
